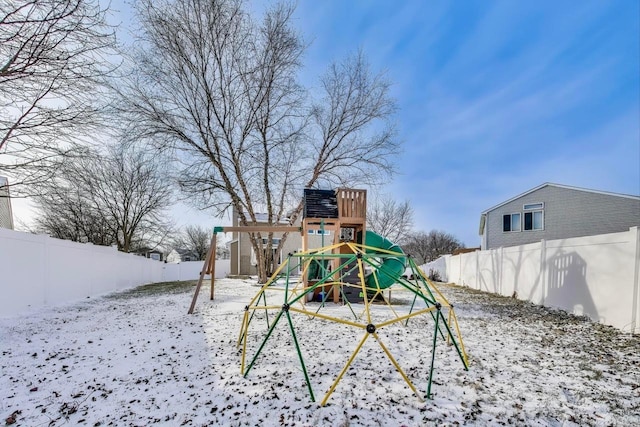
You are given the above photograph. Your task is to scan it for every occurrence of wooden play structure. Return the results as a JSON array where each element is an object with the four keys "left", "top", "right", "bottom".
[
  {"left": 188, "top": 188, "right": 469, "bottom": 405},
  {"left": 188, "top": 188, "right": 370, "bottom": 313}
]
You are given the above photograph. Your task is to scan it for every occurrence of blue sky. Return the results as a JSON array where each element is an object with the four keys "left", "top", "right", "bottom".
[
  {"left": 15, "top": 1, "right": 638, "bottom": 246},
  {"left": 286, "top": 0, "right": 639, "bottom": 245}
]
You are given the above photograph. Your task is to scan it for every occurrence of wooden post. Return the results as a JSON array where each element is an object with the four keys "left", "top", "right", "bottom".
[
  {"left": 210, "top": 233, "right": 217, "bottom": 300},
  {"left": 188, "top": 232, "right": 217, "bottom": 314}
]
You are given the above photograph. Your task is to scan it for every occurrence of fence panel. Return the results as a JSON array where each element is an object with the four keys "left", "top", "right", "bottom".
[
  {"left": 1, "top": 229, "right": 232, "bottom": 317},
  {"left": 502, "top": 243, "right": 542, "bottom": 304},
  {"left": 422, "top": 227, "right": 639, "bottom": 332},
  {"left": 0, "top": 231, "right": 47, "bottom": 312},
  {"left": 543, "top": 231, "right": 637, "bottom": 331}
]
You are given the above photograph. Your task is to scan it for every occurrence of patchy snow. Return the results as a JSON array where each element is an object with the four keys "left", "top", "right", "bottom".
[{"left": 1, "top": 279, "right": 639, "bottom": 426}]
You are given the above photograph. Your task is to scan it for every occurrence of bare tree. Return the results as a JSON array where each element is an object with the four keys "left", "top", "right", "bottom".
[
  {"left": 216, "top": 242, "right": 230, "bottom": 260},
  {"left": 32, "top": 181, "right": 114, "bottom": 245},
  {"left": 305, "top": 50, "right": 397, "bottom": 188},
  {"left": 122, "top": 0, "right": 399, "bottom": 282},
  {"left": 367, "top": 194, "right": 413, "bottom": 243},
  {"left": 0, "top": 0, "right": 118, "bottom": 192},
  {"left": 173, "top": 225, "right": 211, "bottom": 261},
  {"left": 403, "top": 230, "right": 465, "bottom": 265},
  {"left": 32, "top": 143, "right": 173, "bottom": 252}
]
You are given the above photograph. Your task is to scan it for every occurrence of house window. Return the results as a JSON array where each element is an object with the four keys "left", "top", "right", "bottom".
[
  {"left": 251, "top": 247, "right": 282, "bottom": 267},
  {"left": 503, "top": 213, "right": 521, "bottom": 232},
  {"left": 308, "top": 230, "right": 331, "bottom": 235},
  {"left": 523, "top": 203, "right": 543, "bottom": 210},
  {"left": 523, "top": 202, "right": 544, "bottom": 231},
  {"left": 261, "top": 238, "right": 281, "bottom": 246},
  {"left": 266, "top": 248, "right": 282, "bottom": 265}
]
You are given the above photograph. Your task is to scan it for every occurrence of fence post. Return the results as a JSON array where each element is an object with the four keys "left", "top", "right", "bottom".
[
  {"left": 631, "top": 227, "right": 640, "bottom": 334},
  {"left": 444, "top": 254, "right": 450, "bottom": 282},
  {"left": 42, "top": 234, "right": 50, "bottom": 306},
  {"left": 498, "top": 246, "right": 504, "bottom": 294},
  {"left": 540, "top": 239, "right": 547, "bottom": 306},
  {"left": 475, "top": 250, "right": 480, "bottom": 290}
]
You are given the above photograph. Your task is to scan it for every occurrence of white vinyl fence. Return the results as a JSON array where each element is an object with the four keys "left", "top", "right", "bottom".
[
  {"left": 0, "top": 228, "right": 230, "bottom": 317},
  {"left": 423, "top": 227, "right": 640, "bottom": 333}
]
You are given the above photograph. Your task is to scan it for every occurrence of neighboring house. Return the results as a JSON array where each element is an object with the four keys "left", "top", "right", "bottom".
[
  {"left": 229, "top": 210, "right": 331, "bottom": 276},
  {"left": 479, "top": 183, "right": 640, "bottom": 250},
  {"left": 166, "top": 248, "right": 199, "bottom": 263},
  {"left": 134, "top": 248, "right": 164, "bottom": 261},
  {"left": 0, "top": 176, "right": 14, "bottom": 230}
]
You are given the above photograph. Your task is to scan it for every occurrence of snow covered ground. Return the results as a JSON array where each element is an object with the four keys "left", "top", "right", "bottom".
[{"left": 1, "top": 278, "right": 638, "bottom": 426}]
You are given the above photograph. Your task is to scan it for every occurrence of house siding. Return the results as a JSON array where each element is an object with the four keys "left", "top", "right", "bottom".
[
  {"left": 235, "top": 232, "right": 303, "bottom": 276},
  {"left": 229, "top": 206, "right": 339, "bottom": 275},
  {"left": 229, "top": 241, "right": 239, "bottom": 275},
  {"left": 0, "top": 198, "right": 11, "bottom": 229},
  {"left": 485, "top": 186, "right": 640, "bottom": 249},
  {"left": 231, "top": 229, "right": 335, "bottom": 275},
  {"left": 0, "top": 177, "right": 13, "bottom": 230}
]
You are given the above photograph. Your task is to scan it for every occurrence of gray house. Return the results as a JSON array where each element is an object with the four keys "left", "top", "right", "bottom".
[
  {"left": 0, "top": 176, "right": 14, "bottom": 230},
  {"left": 479, "top": 183, "right": 640, "bottom": 250}
]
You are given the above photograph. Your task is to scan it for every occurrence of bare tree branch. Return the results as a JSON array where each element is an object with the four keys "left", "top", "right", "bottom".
[
  {"left": 172, "top": 225, "right": 211, "bottom": 261},
  {"left": 403, "top": 230, "right": 465, "bottom": 265},
  {"left": 0, "top": 0, "right": 119, "bottom": 193},
  {"left": 120, "top": 0, "right": 399, "bottom": 282},
  {"left": 32, "top": 143, "right": 173, "bottom": 252},
  {"left": 367, "top": 194, "right": 413, "bottom": 244}
]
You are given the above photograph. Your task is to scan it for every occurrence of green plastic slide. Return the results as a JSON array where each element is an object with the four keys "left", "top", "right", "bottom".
[{"left": 364, "top": 230, "right": 406, "bottom": 289}]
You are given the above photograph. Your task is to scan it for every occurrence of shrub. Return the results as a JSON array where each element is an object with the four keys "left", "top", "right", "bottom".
[{"left": 428, "top": 268, "right": 442, "bottom": 282}]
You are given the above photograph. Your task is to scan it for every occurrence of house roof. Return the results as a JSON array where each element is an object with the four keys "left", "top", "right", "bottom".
[
  {"left": 481, "top": 182, "right": 640, "bottom": 215},
  {"left": 135, "top": 247, "right": 162, "bottom": 254},
  {"left": 238, "top": 212, "right": 291, "bottom": 224},
  {"left": 175, "top": 248, "right": 197, "bottom": 256}
]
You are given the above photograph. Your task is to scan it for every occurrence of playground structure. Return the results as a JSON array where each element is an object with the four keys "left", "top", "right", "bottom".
[{"left": 188, "top": 188, "right": 469, "bottom": 405}]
